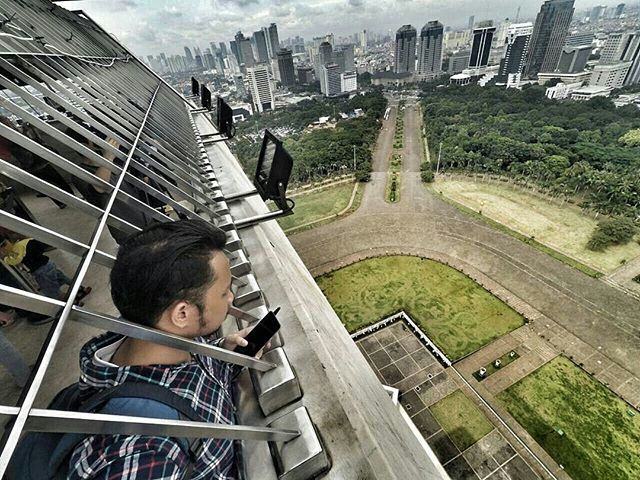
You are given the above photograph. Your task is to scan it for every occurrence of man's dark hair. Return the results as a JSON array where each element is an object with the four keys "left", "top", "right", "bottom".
[{"left": 110, "top": 219, "right": 227, "bottom": 327}]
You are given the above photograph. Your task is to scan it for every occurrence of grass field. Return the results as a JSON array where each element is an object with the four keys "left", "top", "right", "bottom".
[
  {"left": 430, "top": 390, "right": 494, "bottom": 451},
  {"left": 316, "top": 256, "right": 524, "bottom": 360},
  {"left": 275, "top": 181, "right": 361, "bottom": 233},
  {"left": 433, "top": 177, "right": 640, "bottom": 274},
  {"left": 498, "top": 356, "right": 640, "bottom": 480}
]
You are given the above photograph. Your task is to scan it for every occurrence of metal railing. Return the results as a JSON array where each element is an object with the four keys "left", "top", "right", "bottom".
[{"left": 0, "top": 1, "right": 314, "bottom": 477}]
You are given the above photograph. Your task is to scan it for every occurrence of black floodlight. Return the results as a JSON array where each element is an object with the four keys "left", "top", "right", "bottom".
[
  {"left": 191, "top": 77, "right": 200, "bottom": 97},
  {"left": 254, "top": 130, "right": 293, "bottom": 210},
  {"left": 223, "top": 130, "right": 294, "bottom": 229},
  {"left": 216, "top": 96, "right": 235, "bottom": 139},
  {"left": 201, "top": 85, "right": 212, "bottom": 111}
]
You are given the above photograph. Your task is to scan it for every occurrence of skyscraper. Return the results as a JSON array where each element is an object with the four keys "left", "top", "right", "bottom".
[
  {"left": 556, "top": 45, "right": 591, "bottom": 73},
  {"left": 416, "top": 21, "right": 444, "bottom": 80},
  {"left": 360, "top": 30, "right": 367, "bottom": 53},
  {"left": 246, "top": 64, "right": 274, "bottom": 112},
  {"left": 524, "top": 0, "right": 575, "bottom": 77},
  {"left": 615, "top": 3, "right": 626, "bottom": 17},
  {"left": 234, "top": 32, "right": 246, "bottom": 64},
  {"left": 184, "top": 46, "right": 194, "bottom": 66},
  {"left": 498, "top": 22, "right": 533, "bottom": 77},
  {"left": 469, "top": 21, "right": 496, "bottom": 69},
  {"left": 590, "top": 5, "right": 607, "bottom": 22},
  {"left": 253, "top": 30, "right": 270, "bottom": 63},
  {"left": 267, "top": 23, "right": 280, "bottom": 59},
  {"left": 316, "top": 41, "right": 333, "bottom": 76},
  {"left": 276, "top": 48, "right": 296, "bottom": 86},
  {"left": 237, "top": 35, "right": 255, "bottom": 68},
  {"left": 230, "top": 40, "right": 239, "bottom": 64},
  {"left": 468, "top": 16, "right": 475, "bottom": 30},
  {"left": 218, "top": 42, "right": 228, "bottom": 57},
  {"left": 600, "top": 32, "right": 640, "bottom": 64},
  {"left": 623, "top": 33, "right": 640, "bottom": 85},
  {"left": 320, "top": 63, "right": 342, "bottom": 96},
  {"left": 394, "top": 25, "right": 417, "bottom": 74}
]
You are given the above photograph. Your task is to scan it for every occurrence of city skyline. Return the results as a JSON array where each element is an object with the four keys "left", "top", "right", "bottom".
[{"left": 59, "top": 0, "right": 622, "bottom": 56}]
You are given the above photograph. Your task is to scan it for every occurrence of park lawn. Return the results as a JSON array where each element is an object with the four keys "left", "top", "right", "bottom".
[
  {"left": 275, "top": 182, "right": 360, "bottom": 233},
  {"left": 316, "top": 256, "right": 524, "bottom": 360},
  {"left": 498, "top": 356, "right": 640, "bottom": 480},
  {"left": 434, "top": 177, "right": 640, "bottom": 274},
  {"left": 430, "top": 390, "right": 494, "bottom": 451}
]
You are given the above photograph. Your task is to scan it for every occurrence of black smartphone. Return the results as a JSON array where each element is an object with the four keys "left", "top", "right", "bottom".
[{"left": 234, "top": 308, "right": 281, "bottom": 357}]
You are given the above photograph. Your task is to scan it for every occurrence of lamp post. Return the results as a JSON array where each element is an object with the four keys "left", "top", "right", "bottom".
[
  {"left": 436, "top": 141, "right": 442, "bottom": 175},
  {"left": 353, "top": 144, "right": 357, "bottom": 171}
]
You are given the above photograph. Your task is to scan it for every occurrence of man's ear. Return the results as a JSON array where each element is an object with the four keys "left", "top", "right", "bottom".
[{"left": 168, "top": 301, "right": 195, "bottom": 330}]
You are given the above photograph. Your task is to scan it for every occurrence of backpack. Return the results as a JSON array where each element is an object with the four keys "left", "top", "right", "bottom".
[{"left": 6, "top": 382, "right": 203, "bottom": 480}]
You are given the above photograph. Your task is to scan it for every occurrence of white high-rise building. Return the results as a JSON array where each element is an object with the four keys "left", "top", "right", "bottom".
[
  {"left": 246, "top": 64, "right": 274, "bottom": 113},
  {"left": 341, "top": 71, "right": 357, "bottom": 93},
  {"left": 590, "top": 61, "right": 632, "bottom": 88},
  {"left": 320, "top": 63, "right": 342, "bottom": 96}
]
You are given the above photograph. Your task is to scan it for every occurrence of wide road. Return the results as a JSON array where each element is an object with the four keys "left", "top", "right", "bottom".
[{"left": 290, "top": 97, "right": 640, "bottom": 378}]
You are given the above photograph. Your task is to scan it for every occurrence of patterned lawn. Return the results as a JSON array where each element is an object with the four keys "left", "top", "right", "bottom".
[
  {"left": 276, "top": 182, "right": 361, "bottom": 233},
  {"left": 316, "top": 256, "right": 524, "bottom": 360},
  {"left": 430, "top": 389, "right": 494, "bottom": 451},
  {"left": 498, "top": 356, "right": 640, "bottom": 480}
]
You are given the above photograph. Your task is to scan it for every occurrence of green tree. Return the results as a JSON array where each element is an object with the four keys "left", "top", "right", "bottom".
[{"left": 587, "top": 217, "right": 638, "bottom": 251}]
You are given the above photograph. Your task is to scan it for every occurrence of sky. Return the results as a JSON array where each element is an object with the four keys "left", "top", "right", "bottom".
[{"left": 60, "top": 0, "right": 627, "bottom": 57}]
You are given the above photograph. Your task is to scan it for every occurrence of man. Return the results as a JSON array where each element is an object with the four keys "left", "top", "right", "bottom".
[{"left": 69, "top": 219, "right": 252, "bottom": 479}]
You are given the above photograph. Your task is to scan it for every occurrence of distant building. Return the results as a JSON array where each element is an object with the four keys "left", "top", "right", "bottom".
[
  {"left": 296, "top": 66, "right": 314, "bottom": 85},
  {"left": 246, "top": 64, "right": 274, "bottom": 112},
  {"left": 556, "top": 45, "right": 591, "bottom": 73},
  {"left": 218, "top": 42, "right": 228, "bottom": 58},
  {"left": 571, "top": 85, "right": 612, "bottom": 100},
  {"left": 253, "top": 30, "right": 270, "bottom": 63},
  {"left": 615, "top": 3, "right": 626, "bottom": 18},
  {"left": 623, "top": 34, "right": 640, "bottom": 85},
  {"left": 230, "top": 40, "right": 239, "bottom": 64},
  {"left": 499, "top": 22, "right": 533, "bottom": 77},
  {"left": 525, "top": 0, "right": 575, "bottom": 78},
  {"left": 184, "top": 46, "right": 194, "bottom": 66},
  {"left": 230, "top": 102, "right": 253, "bottom": 121},
  {"left": 537, "top": 71, "right": 591, "bottom": 84},
  {"left": 450, "top": 73, "right": 472, "bottom": 85},
  {"left": 416, "top": 21, "right": 444, "bottom": 80},
  {"left": 468, "top": 15, "right": 475, "bottom": 30},
  {"left": 469, "top": 21, "right": 496, "bottom": 69},
  {"left": 545, "top": 81, "right": 583, "bottom": 99},
  {"left": 266, "top": 23, "right": 280, "bottom": 59},
  {"left": 590, "top": 62, "right": 633, "bottom": 88},
  {"left": 233, "top": 74, "right": 247, "bottom": 98},
  {"left": 320, "top": 63, "right": 342, "bottom": 96},
  {"left": 600, "top": 32, "right": 640, "bottom": 65},
  {"left": 360, "top": 30, "right": 368, "bottom": 54},
  {"left": 565, "top": 32, "right": 594, "bottom": 47},
  {"left": 590, "top": 5, "right": 607, "bottom": 22},
  {"left": 341, "top": 71, "right": 358, "bottom": 93},
  {"left": 334, "top": 44, "right": 355, "bottom": 73},
  {"left": 448, "top": 51, "right": 471, "bottom": 73},
  {"left": 394, "top": 25, "right": 417, "bottom": 74},
  {"left": 316, "top": 41, "right": 333, "bottom": 77},
  {"left": 276, "top": 48, "right": 296, "bottom": 86},
  {"left": 444, "top": 30, "right": 470, "bottom": 50},
  {"left": 371, "top": 71, "right": 414, "bottom": 86},
  {"left": 238, "top": 37, "right": 255, "bottom": 68}
]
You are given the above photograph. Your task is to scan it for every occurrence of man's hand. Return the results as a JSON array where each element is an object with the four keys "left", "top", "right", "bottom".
[{"left": 219, "top": 327, "right": 271, "bottom": 359}]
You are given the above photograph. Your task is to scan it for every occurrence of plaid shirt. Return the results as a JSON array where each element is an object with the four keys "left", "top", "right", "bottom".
[{"left": 68, "top": 332, "right": 237, "bottom": 480}]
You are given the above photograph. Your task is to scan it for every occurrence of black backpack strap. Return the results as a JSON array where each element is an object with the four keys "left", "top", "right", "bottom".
[{"left": 50, "top": 383, "right": 204, "bottom": 479}]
